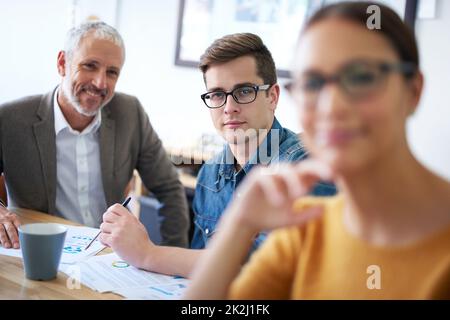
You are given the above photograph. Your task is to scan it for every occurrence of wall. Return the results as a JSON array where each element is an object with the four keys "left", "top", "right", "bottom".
[
  {"left": 407, "top": 0, "right": 450, "bottom": 180},
  {"left": 0, "top": 0, "right": 448, "bottom": 179}
]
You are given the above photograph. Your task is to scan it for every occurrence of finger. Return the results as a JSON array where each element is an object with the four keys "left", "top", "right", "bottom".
[
  {"left": 99, "top": 233, "right": 111, "bottom": 247},
  {"left": 106, "top": 204, "right": 129, "bottom": 216},
  {"left": 4, "top": 222, "right": 19, "bottom": 249},
  {"left": 102, "top": 211, "right": 117, "bottom": 223},
  {"left": 0, "top": 224, "right": 12, "bottom": 249},
  {"left": 99, "top": 221, "right": 113, "bottom": 234},
  {"left": 282, "top": 162, "right": 333, "bottom": 198},
  {"left": 294, "top": 159, "right": 334, "bottom": 183},
  {"left": 258, "top": 172, "right": 289, "bottom": 207},
  {"left": 273, "top": 164, "right": 311, "bottom": 200},
  {"left": 12, "top": 216, "right": 21, "bottom": 229}
]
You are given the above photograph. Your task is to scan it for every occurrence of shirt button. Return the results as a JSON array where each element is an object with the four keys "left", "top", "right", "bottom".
[{"left": 205, "top": 228, "right": 209, "bottom": 235}]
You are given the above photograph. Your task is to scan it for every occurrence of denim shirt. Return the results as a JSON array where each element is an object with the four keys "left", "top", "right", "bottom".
[{"left": 190, "top": 118, "right": 336, "bottom": 252}]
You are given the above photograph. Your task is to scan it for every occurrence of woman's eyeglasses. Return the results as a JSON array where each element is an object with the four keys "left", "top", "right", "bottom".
[{"left": 285, "top": 60, "right": 416, "bottom": 107}]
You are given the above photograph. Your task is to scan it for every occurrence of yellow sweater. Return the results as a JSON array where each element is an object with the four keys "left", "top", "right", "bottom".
[{"left": 229, "top": 195, "right": 450, "bottom": 299}]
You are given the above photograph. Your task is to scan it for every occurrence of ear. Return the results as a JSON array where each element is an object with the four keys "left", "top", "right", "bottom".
[
  {"left": 268, "top": 83, "right": 280, "bottom": 112},
  {"left": 407, "top": 71, "right": 424, "bottom": 116},
  {"left": 57, "top": 51, "right": 67, "bottom": 77}
]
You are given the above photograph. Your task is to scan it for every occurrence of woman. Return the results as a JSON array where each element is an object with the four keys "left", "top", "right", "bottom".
[{"left": 185, "top": 2, "right": 450, "bottom": 299}]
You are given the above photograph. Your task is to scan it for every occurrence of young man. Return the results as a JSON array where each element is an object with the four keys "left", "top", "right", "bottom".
[
  {"left": 99, "top": 33, "right": 336, "bottom": 277},
  {"left": 0, "top": 22, "right": 189, "bottom": 249}
]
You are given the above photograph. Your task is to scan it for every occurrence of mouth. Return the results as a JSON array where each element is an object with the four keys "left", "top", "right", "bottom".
[
  {"left": 224, "top": 120, "right": 246, "bottom": 129},
  {"left": 316, "top": 128, "right": 360, "bottom": 146},
  {"left": 82, "top": 86, "right": 107, "bottom": 99}
]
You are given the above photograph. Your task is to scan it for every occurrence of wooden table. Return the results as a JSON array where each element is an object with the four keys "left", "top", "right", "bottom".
[{"left": 0, "top": 208, "right": 121, "bottom": 300}]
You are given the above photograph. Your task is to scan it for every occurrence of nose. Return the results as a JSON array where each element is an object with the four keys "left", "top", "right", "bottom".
[
  {"left": 316, "top": 84, "right": 349, "bottom": 119},
  {"left": 223, "top": 94, "right": 241, "bottom": 115},
  {"left": 92, "top": 71, "right": 107, "bottom": 90}
]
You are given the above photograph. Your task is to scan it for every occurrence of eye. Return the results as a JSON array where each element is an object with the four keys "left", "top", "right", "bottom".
[
  {"left": 301, "top": 75, "right": 326, "bottom": 92},
  {"left": 83, "top": 62, "right": 96, "bottom": 70},
  {"left": 206, "top": 92, "right": 225, "bottom": 101},
  {"left": 107, "top": 69, "right": 119, "bottom": 77},
  {"left": 344, "top": 68, "right": 377, "bottom": 87},
  {"left": 235, "top": 87, "right": 254, "bottom": 96}
]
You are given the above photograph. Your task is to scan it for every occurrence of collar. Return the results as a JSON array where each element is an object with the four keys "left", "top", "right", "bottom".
[
  {"left": 53, "top": 87, "right": 102, "bottom": 135},
  {"left": 218, "top": 117, "right": 285, "bottom": 179}
]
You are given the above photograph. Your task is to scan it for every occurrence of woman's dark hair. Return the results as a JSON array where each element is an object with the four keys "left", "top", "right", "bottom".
[{"left": 303, "top": 1, "right": 419, "bottom": 69}]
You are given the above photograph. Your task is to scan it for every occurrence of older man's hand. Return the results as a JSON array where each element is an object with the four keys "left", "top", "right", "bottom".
[{"left": 0, "top": 202, "right": 21, "bottom": 249}]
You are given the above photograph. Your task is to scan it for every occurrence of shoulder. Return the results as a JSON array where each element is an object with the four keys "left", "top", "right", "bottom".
[
  {"left": 204, "top": 148, "right": 226, "bottom": 165},
  {"left": 276, "top": 128, "right": 308, "bottom": 162},
  {"left": 109, "top": 92, "right": 140, "bottom": 105},
  {"left": 0, "top": 94, "right": 44, "bottom": 116},
  {"left": 103, "top": 92, "right": 150, "bottom": 127},
  {"left": 105, "top": 92, "right": 142, "bottom": 111},
  {"left": 197, "top": 150, "right": 225, "bottom": 178}
]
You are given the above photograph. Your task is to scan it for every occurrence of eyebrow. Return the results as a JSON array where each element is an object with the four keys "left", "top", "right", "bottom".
[
  {"left": 297, "top": 69, "right": 323, "bottom": 76},
  {"left": 207, "top": 82, "right": 256, "bottom": 92},
  {"left": 81, "top": 59, "right": 121, "bottom": 72},
  {"left": 108, "top": 66, "right": 121, "bottom": 73}
]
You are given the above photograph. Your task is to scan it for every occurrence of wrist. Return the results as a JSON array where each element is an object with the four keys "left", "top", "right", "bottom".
[
  {"left": 140, "top": 240, "right": 157, "bottom": 270},
  {"left": 221, "top": 212, "right": 258, "bottom": 245}
]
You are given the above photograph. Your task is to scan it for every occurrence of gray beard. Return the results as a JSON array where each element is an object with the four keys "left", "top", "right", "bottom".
[{"left": 61, "top": 77, "right": 110, "bottom": 117}]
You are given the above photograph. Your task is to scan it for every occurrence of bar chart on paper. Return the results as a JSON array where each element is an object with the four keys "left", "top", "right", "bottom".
[
  {"left": 61, "top": 226, "right": 106, "bottom": 263},
  {"left": 64, "top": 234, "right": 98, "bottom": 254}
]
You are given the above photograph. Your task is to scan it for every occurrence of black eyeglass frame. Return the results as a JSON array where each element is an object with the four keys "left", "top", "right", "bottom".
[{"left": 200, "top": 84, "right": 273, "bottom": 109}]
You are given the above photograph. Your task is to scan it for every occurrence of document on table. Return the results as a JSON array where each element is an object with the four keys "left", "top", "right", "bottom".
[
  {"left": 0, "top": 225, "right": 105, "bottom": 264},
  {"left": 60, "top": 252, "right": 189, "bottom": 294},
  {"left": 0, "top": 246, "right": 21, "bottom": 258},
  {"left": 113, "top": 282, "right": 189, "bottom": 300}
]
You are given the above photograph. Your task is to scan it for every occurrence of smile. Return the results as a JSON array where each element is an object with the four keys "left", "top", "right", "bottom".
[
  {"left": 81, "top": 86, "right": 107, "bottom": 98},
  {"left": 316, "top": 129, "right": 360, "bottom": 146}
]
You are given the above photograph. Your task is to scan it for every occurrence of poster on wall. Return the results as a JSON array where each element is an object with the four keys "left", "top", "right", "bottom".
[{"left": 174, "top": 0, "right": 419, "bottom": 78}]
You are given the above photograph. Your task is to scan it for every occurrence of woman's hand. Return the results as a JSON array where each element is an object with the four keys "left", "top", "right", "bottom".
[{"left": 226, "top": 159, "right": 334, "bottom": 234}]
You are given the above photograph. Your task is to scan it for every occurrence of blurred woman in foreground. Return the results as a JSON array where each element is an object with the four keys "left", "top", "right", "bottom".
[{"left": 185, "top": 2, "right": 450, "bottom": 299}]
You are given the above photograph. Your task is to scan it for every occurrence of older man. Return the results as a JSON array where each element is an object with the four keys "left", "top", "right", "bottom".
[{"left": 0, "top": 22, "right": 189, "bottom": 249}]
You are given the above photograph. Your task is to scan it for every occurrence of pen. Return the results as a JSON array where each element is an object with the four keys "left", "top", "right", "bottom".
[{"left": 85, "top": 196, "right": 132, "bottom": 250}]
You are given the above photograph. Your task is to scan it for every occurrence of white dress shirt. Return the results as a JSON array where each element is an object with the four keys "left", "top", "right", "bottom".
[{"left": 53, "top": 89, "right": 107, "bottom": 227}]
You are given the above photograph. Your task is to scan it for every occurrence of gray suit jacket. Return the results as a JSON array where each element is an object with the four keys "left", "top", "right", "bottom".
[{"left": 0, "top": 88, "right": 189, "bottom": 247}]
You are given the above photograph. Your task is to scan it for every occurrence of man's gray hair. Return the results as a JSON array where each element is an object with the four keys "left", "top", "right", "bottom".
[{"left": 64, "top": 21, "right": 125, "bottom": 62}]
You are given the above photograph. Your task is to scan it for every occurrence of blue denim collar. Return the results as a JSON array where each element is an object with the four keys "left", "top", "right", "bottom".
[{"left": 217, "top": 117, "right": 285, "bottom": 180}]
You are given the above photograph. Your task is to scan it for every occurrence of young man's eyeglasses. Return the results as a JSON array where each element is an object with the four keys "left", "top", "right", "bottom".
[
  {"left": 285, "top": 60, "right": 416, "bottom": 107},
  {"left": 201, "top": 84, "right": 272, "bottom": 109}
]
